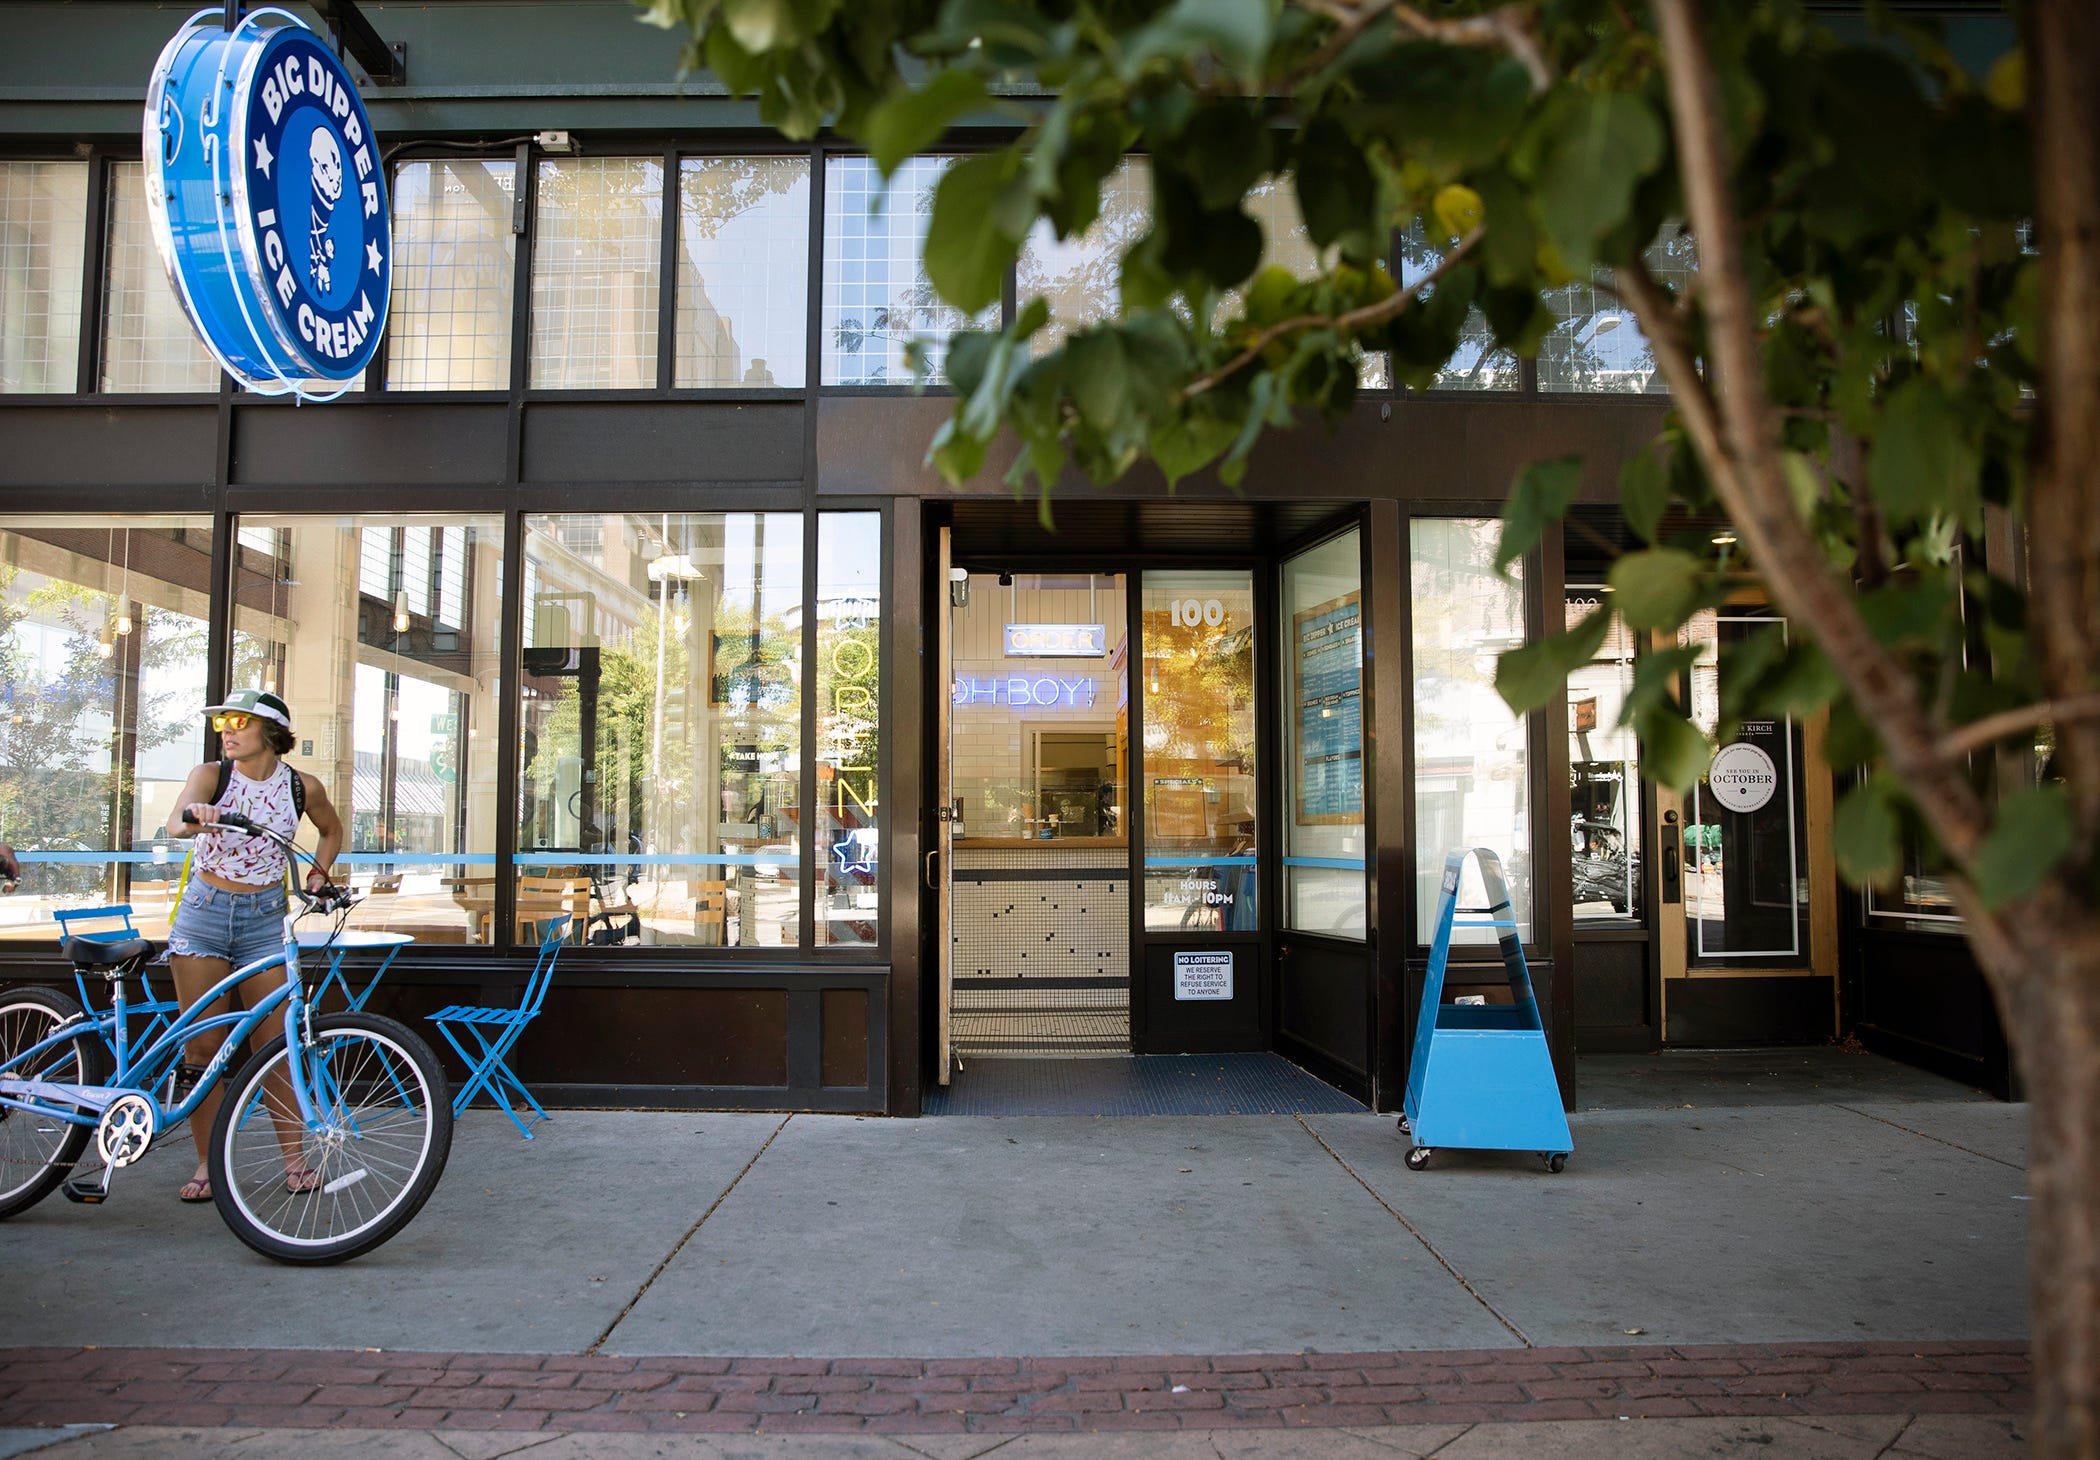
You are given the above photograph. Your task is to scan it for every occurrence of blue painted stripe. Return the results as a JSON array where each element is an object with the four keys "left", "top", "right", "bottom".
[
  {"left": 514, "top": 852, "right": 775, "bottom": 867},
  {"left": 1143, "top": 856, "right": 1258, "bottom": 868},
  {"left": 1283, "top": 856, "right": 1365, "bottom": 870}
]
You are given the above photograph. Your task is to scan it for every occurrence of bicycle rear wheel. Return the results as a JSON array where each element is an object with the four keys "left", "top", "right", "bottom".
[
  {"left": 0, "top": 986, "right": 110, "bottom": 1219},
  {"left": 209, "top": 1012, "right": 452, "bottom": 1264}
]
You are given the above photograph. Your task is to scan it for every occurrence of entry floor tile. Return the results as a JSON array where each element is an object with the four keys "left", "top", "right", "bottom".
[
  {"left": 605, "top": 1115, "right": 1516, "bottom": 1357},
  {"left": 923, "top": 1054, "right": 1366, "bottom": 1116}
]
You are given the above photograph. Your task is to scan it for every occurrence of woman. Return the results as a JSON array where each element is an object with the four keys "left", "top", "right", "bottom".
[{"left": 165, "top": 688, "right": 343, "bottom": 1203}]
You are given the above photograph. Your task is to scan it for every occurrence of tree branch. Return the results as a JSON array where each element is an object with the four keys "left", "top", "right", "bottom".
[
  {"left": 1938, "top": 694, "right": 2100, "bottom": 763},
  {"left": 1284, "top": 0, "right": 1551, "bottom": 91},
  {"left": 1647, "top": 0, "right": 1996, "bottom": 880},
  {"left": 2022, "top": 0, "right": 2100, "bottom": 855},
  {"left": 1182, "top": 227, "right": 1482, "bottom": 400}
]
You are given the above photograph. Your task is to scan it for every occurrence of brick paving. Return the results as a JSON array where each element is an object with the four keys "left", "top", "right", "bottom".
[{"left": 0, "top": 1341, "right": 2030, "bottom": 1436}]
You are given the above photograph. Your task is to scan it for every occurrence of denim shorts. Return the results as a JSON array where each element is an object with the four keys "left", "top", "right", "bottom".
[{"left": 166, "top": 879, "right": 288, "bottom": 970}]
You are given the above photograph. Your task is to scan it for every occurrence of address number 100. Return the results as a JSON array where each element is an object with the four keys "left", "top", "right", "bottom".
[{"left": 1169, "top": 597, "right": 1227, "bottom": 628}]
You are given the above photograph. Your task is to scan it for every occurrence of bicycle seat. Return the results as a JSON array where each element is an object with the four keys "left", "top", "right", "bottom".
[{"left": 63, "top": 935, "right": 154, "bottom": 968}]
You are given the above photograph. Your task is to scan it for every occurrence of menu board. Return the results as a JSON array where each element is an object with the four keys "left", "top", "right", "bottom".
[{"left": 1293, "top": 592, "right": 1363, "bottom": 825}]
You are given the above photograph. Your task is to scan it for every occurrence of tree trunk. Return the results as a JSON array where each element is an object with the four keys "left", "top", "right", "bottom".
[{"left": 2002, "top": 930, "right": 2100, "bottom": 1457}]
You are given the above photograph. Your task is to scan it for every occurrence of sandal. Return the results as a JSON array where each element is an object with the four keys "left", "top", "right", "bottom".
[
  {"left": 179, "top": 1175, "right": 211, "bottom": 1203},
  {"left": 284, "top": 1164, "right": 321, "bottom": 1195}
]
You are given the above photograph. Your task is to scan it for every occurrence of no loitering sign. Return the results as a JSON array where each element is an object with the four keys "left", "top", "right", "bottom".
[{"left": 1173, "top": 950, "right": 1233, "bottom": 1001}]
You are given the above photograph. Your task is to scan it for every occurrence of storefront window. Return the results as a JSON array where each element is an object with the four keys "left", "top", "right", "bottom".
[
  {"left": 821, "top": 155, "right": 979, "bottom": 385},
  {"left": 530, "top": 157, "right": 663, "bottom": 389},
  {"left": 1567, "top": 586, "right": 1641, "bottom": 921},
  {"left": 1019, "top": 157, "right": 1150, "bottom": 356},
  {"left": 520, "top": 512, "right": 802, "bottom": 948},
  {"left": 388, "top": 159, "right": 517, "bottom": 391},
  {"left": 1141, "top": 570, "right": 1257, "bottom": 931},
  {"left": 228, "top": 515, "right": 503, "bottom": 944},
  {"left": 101, "top": 162, "right": 219, "bottom": 393},
  {"left": 1282, "top": 531, "right": 1366, "bottom": 939},
  {"left": 0, "top": 516, "right": 215, "bottom": 939},
  {"left": 1539, "top": 233, "right": 1697, "bottom": 394},
  {"left": 0, "top": 161, "right": 87, "bottom": 393},
  {"left": 675, "top": 156, "right": 809, "bottom": 388},
  {"left": 816, "top": 514, "right": 880, "bottom": 946},
  {"left": 1412, "top": 519, "right": 1532, "bottom": 943}
]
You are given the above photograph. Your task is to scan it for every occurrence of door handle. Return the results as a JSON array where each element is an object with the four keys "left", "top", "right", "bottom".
[
  {"left": 1660, "top": 811, "right": 1681, "bottom": 905},
  {"left": 923, "top": 848, "right": 941, "bottom": 891}
]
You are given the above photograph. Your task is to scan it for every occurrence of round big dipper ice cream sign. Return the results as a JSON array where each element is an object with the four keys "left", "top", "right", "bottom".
[{"left": 145, "top": 9, "right": 388, "bottom": 399}]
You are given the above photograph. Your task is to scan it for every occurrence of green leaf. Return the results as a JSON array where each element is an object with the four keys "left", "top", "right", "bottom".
[
  {"left": 1151, "top": 413, "right": 1239, "bottom": 489},
  {"left": 860, "top": 70, "right": 989, "bottom": 176},
  {"left": 1857, "top": 580, "right": 1955, "bottom": 649},
  {"left": 1609, "top": 548, "right": 1704, "bottom": 631},
  {"left": 1123, "top": 0, "right": 1272, "bottom": 82},
  {"left": 1497, "top": 456, "right": 1582, "bottom": 575},
  {"left": 1635, "top": 705, "right": 1711, "bottom": 793},
  {"left": 1868, "top": 381, "right": 1980, "bottom": 530},
  {"left": 1832, "top": 779, "right": 1902, "bottom": 890},
  {"left": 1496, "top": 606, "right": 1612, "bottom": 716},
  {"left": 1294, "top": 117, "right": 1379, "bottom": 259},
  {"left": 1618, "top": 443, "right": 1669, "bottom": 544},
  {"left": 1972, "top": 784, "right": 2074, "bottom": 909},
  {"left": 1534, "top": 93, "right": 1665, "bottom": 275},
  {"left": 1620, "top": 643, "right": 1699, "bottom": 726},
  {"left": 927, "top": 416, "right": 988, "bottom": 485},
  {"left": 926, "top": 151, "right": 1024, "bottom": 314},
  {"left": 1063, "top": 330, "right": 1131, "bottom": 434}
]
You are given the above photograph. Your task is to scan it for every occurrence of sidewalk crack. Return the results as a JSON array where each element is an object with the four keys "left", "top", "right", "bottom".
[
  {"left": 1836, "top": 1104, "right": 2027, "bottom": 1171},
  {"left": 585, "top": 1113, "right": 794, "bottom": 1355},
  {"left": 1873, "top": 1412, "right": 1919, "bottom": 1459},
  {"left": 1295, "top": 1115, "right": 1532, "bottom": 1346}
]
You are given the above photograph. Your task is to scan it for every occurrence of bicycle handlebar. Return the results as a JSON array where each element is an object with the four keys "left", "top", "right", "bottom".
[{"left": 181, "top": 808, "right": 358, "bottom": 915}]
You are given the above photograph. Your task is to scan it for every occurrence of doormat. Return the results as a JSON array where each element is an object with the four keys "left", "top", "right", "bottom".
[{"left": 923, "top": 1053, "right": 1367, "bottom": 1116}]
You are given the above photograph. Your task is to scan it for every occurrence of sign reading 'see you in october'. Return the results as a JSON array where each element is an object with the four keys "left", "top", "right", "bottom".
[
  {"left": 1707, "top": 740, "right": 1779, "bottom": 814},
  {"left": 1173, "top": 950, "right": 1233, "bottom": 1001},
  {"left": 145, "top": 8, "right": 390, "bottom": 400}
]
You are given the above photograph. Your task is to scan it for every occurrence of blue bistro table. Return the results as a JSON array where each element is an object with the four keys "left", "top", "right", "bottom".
[{"left": 293, "top": 928, "right": 413, "bottom": 1012}]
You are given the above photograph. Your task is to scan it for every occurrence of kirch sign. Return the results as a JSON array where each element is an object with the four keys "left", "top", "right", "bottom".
[{"left": 145, "top": 8, "right": 391, "bottom": 399}]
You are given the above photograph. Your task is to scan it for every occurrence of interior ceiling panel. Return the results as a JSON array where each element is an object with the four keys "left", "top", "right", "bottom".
[{"left": 949, "top": 497, "right": 1354, "bottom": 560}]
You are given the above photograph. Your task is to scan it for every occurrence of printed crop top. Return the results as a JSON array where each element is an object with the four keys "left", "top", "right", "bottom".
[{"left": 191, "top": 761, "right": 301, "bottom": 887}]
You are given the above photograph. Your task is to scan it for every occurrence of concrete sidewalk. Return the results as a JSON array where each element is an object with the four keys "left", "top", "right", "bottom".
[{"left": 0, "top": 1051, "right": 2033, "bottom": 1454}]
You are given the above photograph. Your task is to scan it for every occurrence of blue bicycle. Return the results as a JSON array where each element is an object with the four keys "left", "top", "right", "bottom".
[{"left": 0, "top": 812, "right": 453, "bottom": 1264}]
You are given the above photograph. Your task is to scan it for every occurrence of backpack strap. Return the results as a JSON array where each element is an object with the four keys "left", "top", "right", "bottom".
[
  {"left": 212, "top": 758, "right": 231, "bottom": 805},
  {"left": 289, "top": 764, "right": 306, "bottom": 821}
]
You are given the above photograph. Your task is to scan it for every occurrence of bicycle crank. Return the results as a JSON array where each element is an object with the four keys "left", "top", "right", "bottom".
[{"left": 95, "top": 1092, "right": 157, "bottom": 1168}]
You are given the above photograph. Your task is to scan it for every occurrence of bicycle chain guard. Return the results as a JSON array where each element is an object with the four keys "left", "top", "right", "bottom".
[{"left": 95, "top": 1092, "right": 157, "bottom": 1168}]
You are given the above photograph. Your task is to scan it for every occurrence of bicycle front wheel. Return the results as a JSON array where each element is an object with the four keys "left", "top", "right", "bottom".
[
  {"left": 209, "top": 1012, "right": 452, "bottom": 1264},
  {"left": 0, "top": 986, "right": 110, "bottom": 1220}
]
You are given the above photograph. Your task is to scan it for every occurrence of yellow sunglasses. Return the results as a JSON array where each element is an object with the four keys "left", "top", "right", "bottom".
[{"left": 210, "top": 712, "right": 254, "bottom": 732}]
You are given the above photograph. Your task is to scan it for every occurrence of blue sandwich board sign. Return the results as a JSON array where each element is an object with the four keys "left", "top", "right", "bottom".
[{"left": 145, "top": 7, "right": 390, "bottom": 400}]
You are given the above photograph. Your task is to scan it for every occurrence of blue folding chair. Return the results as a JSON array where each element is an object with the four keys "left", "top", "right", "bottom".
[
  {"left": 53, "top": 905, "right": 183, "bottom": 1052},
  {"left": 427, "top": 914, "right": 566, "bottom": 1138}
]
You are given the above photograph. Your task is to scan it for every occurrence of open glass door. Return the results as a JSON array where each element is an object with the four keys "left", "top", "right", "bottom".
[
  {"left": 1658, "top": 602, "right": 1839, "bottom": 1044},
  {"left": 935, "top": 525, "right": 956, "bottom": 1084}
]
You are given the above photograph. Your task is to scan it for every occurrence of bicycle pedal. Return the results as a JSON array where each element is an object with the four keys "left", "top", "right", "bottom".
[{"left": 62, "top": 1177, "right": 110, "bottom": 1204}]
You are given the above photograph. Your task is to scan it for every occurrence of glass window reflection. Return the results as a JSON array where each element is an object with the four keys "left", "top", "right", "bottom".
[
  {"left": 388, "top": 159, "right": 517, "bottom": 390},
  {"left": 676, "top": 156, "right": 809, "bottom": 388},
  {"left": 0, "top": 516, "right": 215, "bottom": 939},
  {"left": 1141, "top": 570, "right": 1257, "bottom": 932},
  {"left": 1412, "top": 519, "right": 1532, "bottom": 944},
  {"left": 229, "top": 514, "right": 504, "bottom": 944},
  {"left": 1566, "top": 586, "right": 1640, "bottom": 921},
  {"left": 520, "top": 512, "right": 803, "bottom": 948}
]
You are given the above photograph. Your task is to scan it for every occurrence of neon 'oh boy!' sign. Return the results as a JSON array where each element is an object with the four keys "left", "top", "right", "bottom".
[
  {"left": 953, "top": 676, "right": 1098, "bottom": 709},
  {"left": 145, "top": 8, "right": 390, "bottom": 399}
]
